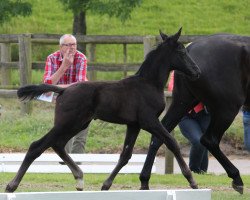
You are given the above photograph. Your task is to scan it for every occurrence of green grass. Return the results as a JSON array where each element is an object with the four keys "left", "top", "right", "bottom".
[{"left": 0, "top": 173, "right": 250, "bottom": 199}]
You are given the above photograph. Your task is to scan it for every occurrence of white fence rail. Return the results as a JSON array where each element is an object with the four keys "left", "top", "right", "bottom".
[
  {"left": 0, "top": 189, "right": 211, "bottom": 200},
  {"left": 0, "top": 153, "right": 156, "bottom": 174}
]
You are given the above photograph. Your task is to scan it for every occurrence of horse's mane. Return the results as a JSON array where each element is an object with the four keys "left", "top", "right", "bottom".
[{"left": 135, "top": 43, "right": 161, "bottom": 76}]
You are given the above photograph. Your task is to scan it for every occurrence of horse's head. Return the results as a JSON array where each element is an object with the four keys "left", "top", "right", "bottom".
[{"left": 159, "top": 28, "right": 201, "bottom": 80}]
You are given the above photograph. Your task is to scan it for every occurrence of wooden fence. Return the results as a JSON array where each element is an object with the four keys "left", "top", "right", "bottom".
[{"left": 0, "top": 34, "right": 205, "bottom": 97}]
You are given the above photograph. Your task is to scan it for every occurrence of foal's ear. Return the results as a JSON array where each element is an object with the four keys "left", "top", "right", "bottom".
[
  {"left": 171, "top": 27, "right": 182, "bottom": 42},
  {"left": 159, "top": 30, "right": 168, "bottom": 41}
]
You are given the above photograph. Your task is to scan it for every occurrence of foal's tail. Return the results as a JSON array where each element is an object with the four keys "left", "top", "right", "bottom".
[{"left": 17, "top": 84, "right": 65, "bottom": 101}]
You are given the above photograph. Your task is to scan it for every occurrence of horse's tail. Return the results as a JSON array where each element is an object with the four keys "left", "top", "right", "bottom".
[{"left": 17, "top": 84, "right": 65, "bottom": 101}]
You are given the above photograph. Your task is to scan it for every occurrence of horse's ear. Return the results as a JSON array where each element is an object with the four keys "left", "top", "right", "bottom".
[
  {"left": 171, "top": 27, "right": 182, "bottom": 42},
  {"left": 159, "top": 30, "right": 168, "bottom": 41}
]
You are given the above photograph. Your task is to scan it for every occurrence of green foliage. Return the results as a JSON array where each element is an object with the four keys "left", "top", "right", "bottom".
[
  {"left": 58, "top": 0, "right": 142, "bottom": 22},
  {"left": 0, "top": 0, "right": 32, "bottom": 25}
]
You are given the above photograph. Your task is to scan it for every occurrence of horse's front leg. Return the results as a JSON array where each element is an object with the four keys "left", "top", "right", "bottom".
[
  {"left": 143, "top": 119, "right": 198, "bottom": 189},
  {"left": 101, "top": 125, "right": 140, "bottom": 190}
]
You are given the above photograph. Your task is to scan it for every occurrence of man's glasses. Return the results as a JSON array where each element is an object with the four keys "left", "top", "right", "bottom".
[{"left": 62, "top": 43, "right": 77, "bottom": 47}]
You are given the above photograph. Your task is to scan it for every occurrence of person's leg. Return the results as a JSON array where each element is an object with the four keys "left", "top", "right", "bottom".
[
  {"left": 196, "top": 111, "right": 210, "bottom": 172},
  {"left": 65, "top": 138, "right": 73, "bottom": 153},
  {"left": 243, "top": 111, "right": 250, "bottom": 151},
  {"left": 200, "top": 150, "right": 208, "bottom": 172},
  {"left": 71, "top": 127, "right": 89, "bottom": 154},
  {"left": 178, "top": 115, "right": 206, "bottom": 173}
]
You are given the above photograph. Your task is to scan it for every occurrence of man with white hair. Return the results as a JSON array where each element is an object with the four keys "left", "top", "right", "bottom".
[{"left": 43, "top": 34, "right": 88, "bottom": 161}]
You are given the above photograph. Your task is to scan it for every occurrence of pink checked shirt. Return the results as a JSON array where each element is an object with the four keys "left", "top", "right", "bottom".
[
  {"left": 168, "top": 71, "right": 204, "bottom": 113},
  {"left": 43, "top": 50, "right": 88, "bottom": 84}
]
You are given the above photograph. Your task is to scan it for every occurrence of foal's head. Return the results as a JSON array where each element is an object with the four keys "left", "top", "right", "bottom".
[{"left": 159, "top": 28, "right": 201, "bottom": 80}]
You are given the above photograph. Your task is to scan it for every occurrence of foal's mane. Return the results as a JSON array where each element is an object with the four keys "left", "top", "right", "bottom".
[{"left": 135, "top": 42, "right": 162, "bottom": 76}]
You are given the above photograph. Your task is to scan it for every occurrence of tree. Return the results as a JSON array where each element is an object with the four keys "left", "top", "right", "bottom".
[
  {"left": 59, "top": 0, "right": 142, "bottom": 52},
  {"left": 0, "top": 0, "right": 32, "bottom": 25}
]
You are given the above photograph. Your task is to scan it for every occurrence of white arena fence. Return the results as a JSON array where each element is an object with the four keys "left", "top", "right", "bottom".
[
  {"left": 0, "top": 153, "right": 156, "bottom": 174},
  {"left": 0, "top": 189, "right": 211, "bottom": 200}
]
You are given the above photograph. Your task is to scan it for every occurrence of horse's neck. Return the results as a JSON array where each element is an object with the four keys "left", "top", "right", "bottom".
[{"left": 136, "top": 58, "right": 171, "bottom": 89}]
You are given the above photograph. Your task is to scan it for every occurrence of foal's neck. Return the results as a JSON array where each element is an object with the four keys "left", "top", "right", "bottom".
[{"left": 136, "top": 51, "right": 171, "bottom": 90}]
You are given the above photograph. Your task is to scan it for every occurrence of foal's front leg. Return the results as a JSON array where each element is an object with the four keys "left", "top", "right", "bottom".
[{"left": 101, "top": 125, "right": 140, "bottom": 190}]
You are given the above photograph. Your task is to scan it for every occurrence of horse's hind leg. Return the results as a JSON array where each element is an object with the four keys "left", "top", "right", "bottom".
[
  {"left": 200, "top": 110, "right": 244, "bottom": 194},
  {"left": 101, "top": 124, "right": 140, "bottom": 190},
  {"left": 5, "top": 128, "right": 57, "bottom": 192},
  {"left": 143, "top": 118, "right": 197, "bottom": 189},
  {"left": 52, "top": 146, "right": 84, "bottom": 191}
]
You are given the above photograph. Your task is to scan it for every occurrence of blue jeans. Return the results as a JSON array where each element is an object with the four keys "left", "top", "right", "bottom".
[
  {"left": 178, "top": 110, "right": 210, "bottom": 173},
  {"left": 242, "top": 111, "right": 250, "bottom": 151}
]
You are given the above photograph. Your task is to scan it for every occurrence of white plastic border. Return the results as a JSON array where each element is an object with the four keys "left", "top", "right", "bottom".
[{"left": 0, "top": 189, "right": 211, "bottom": 200}]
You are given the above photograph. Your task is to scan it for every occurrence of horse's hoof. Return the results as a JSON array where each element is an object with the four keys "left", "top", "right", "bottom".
[
  {"left": 190, "top": 183, "right": 198, "bottom": 189},
  {"left": 140, "top": 186, "right": 149, "bottom": 190},
  {"left": 5, "top": 184, "right": 16, "bottom": 193},
  {"left": 101, "top": 185, "right": 110, "bottom": 190},
  {"left": 101, "top": 180, "right": 112, "bottom": 190},
  {"left": 232, "top": 182, "right": 243, "bottom": 194},
  {"left": 75, "top": 179, "right": 84, "bottom": 191}
]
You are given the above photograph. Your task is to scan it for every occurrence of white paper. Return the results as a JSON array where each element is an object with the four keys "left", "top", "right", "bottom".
[{"left": 37, "top": 92, "right": 54, "bottom": 102}]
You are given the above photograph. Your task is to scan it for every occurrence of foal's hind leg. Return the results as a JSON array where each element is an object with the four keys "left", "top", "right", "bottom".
[
  {"left": 101, "top": 125, "right": 140, "bottom": 190},
  {"left": 5, "top": 128, "right": 57, "bottom": 192},
  {"left": 140, "top": 99, "right": 197, "bottom": 190},
  {"left": 143, "top": 118, "right": 197, "bottom": 189},
  {"left": 52, "top": 147, "right": 84, "bottom": 191},
  {"left": 139, "top": 135, "right": 163, "bottom": 190}
]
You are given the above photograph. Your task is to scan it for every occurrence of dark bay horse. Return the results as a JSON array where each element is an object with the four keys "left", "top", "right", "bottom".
[
  {"left": 5, "top": 28, "right": 201, "bottom": 192},
  {"left": 139, "top": 34, "right": 250, "bottom": 194}
]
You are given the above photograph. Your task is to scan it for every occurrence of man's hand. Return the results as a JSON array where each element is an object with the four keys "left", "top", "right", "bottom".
[{"left": 62, "top": 49, "right": 74, "bottom": 70}]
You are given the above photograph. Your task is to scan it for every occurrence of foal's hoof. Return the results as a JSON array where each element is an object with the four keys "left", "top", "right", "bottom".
[
  {"left": 5, "top": 184, "right": 16, "bottom": 193},
  {"left": 101, "top": 180, "right": 112, "bottom": 190},
  {"left": 101, "top": 184, "right": 110, "bottom": 191},
  {"left": 75, "top": 179, "right": 84, "bottom": 191},
  {"left": 190, "top": 183, "right": 198, "bottom": 189},
  {"left": 232, "top": 182, "right": 243, "bottom": 194}
]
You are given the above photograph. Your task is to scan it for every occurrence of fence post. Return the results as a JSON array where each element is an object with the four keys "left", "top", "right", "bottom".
[
  {"left": 143, "top": 36, "right": 156, "bottom": 57},
  {"left": 19, "top": 34, "right": 32, "bottom": 114},
  {"left": 88, "top": 43, "right": 97, "bottom": 81},
  {"left": 123, "top": 44, "right": 127, "bottom": 78},
  {"left": 164, "top": 93, "right": 174, "bottom": 174},
  {"left": 0, "top": 43, "right": 11, "bottom": 86}
]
